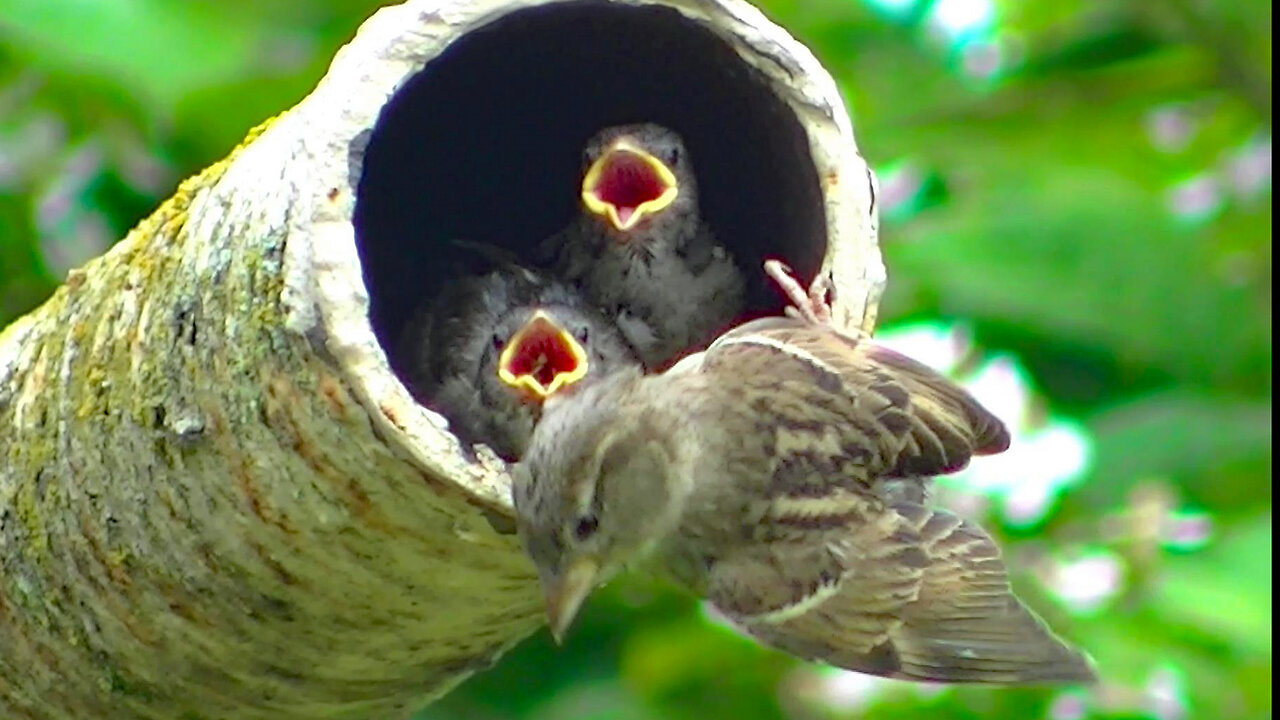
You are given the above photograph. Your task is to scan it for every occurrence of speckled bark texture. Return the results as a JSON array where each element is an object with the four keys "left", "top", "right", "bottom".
[
  {"left": 0, "top": 0, "right": 883, "bottom": 718},
  {"left": 0, "top": 150, "right": 541, "bottom": 719}
]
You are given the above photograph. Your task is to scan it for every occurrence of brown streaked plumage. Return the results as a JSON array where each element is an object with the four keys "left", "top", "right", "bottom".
[{"left": 513, "top": 313, "right": 1094, "bottom": 684}]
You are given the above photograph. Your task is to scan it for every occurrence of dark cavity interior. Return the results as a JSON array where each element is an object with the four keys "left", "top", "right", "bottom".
[{"left": 354, "top": 1, "right": 828, "bottom": 373}]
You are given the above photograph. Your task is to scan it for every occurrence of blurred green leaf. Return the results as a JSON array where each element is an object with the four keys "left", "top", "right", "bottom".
[
  {"left": 884, "top": 160, "right": 1269, "bottom": 391},
  {"left": 1081, "top": 392, "right": 1270, "bottom": 510},
  {"left": 0, "top": 0, "right": 262, "bottom": 111},
  {"left": 622, "top": 614, "right": 788, "bottom": 720},
  {"left": 1151, "top": 513, "right": 1271, "bottom": 656}
]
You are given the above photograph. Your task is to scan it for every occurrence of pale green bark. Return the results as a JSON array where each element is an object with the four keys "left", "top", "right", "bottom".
[{"left": 0, "top": 150, "right": 541, "bottom": 720}]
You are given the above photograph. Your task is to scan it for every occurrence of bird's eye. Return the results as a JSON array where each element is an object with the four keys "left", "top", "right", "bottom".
[
  {"left": 576, "top": 326, "right": 590, "bottom": 344},
  {"left": 492, "top": 333, "right": 505, "bottom": 351},
  {"left": 573, "top": 515, "right": 599, "bottom": 541},
  {"left": 669, "top": 148, "right": 681, "bottom": 165}
]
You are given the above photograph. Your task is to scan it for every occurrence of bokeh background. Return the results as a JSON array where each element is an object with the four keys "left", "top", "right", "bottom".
[{"left": 0, "top": 0, "right": 1270, "bottom": 718}]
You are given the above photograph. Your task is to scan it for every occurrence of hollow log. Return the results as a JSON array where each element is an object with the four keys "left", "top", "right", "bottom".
[{"left": 0, "top": 0, "right": 883, "bottom": 717}]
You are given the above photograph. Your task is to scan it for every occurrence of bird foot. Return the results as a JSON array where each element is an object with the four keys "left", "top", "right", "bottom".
[{"left": 764, "top": 259, "right": 833, "bottom": 325}]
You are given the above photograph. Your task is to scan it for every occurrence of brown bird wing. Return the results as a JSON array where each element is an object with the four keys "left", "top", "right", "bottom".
[
  {"left": 881, "top": 503, "right": 1096, "bottom": 683},
  {"left": 687, "top": 318, "right": 1087, "bottom": 683},
  {"left": 706, "top": 499, "right": 1096, "bottom": 685},
  {"left": 708, "top": 317, "right": 1010, "bottom": 478}
]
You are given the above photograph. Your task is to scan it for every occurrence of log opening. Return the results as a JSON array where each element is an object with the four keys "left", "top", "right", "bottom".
[{"left": 354, "top": 0, "right": 829, "bottom": 360}]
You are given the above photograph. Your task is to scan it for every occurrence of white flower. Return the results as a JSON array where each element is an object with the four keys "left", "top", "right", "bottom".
[
  {"left": 1145, "top": 664, "right": 1190, "bottom": 720},
  {"left": 1045, "top": 551, "right": 1125, "bottom": 615},
  {"left": 926, "top": 0, "right": 996, "bottom": 42}
]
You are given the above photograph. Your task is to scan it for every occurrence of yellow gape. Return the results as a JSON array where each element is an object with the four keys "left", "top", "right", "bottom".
[
  {"left": 498, "top": 310, "right": 589, "bottom": 398},
  {"left": 581, "top": 138, "right": 679, "bottom": 231}
]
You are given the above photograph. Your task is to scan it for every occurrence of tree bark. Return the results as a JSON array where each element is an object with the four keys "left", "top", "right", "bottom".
[
  {"left": 0, "top": 137, "right": 539, "bottom": 719},
  {"left": 0, "top": 0, "right": 883, "bottom": 718}
]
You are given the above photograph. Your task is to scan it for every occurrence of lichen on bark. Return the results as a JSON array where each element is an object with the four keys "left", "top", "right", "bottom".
[{"left": 1, "top": 142, "right": 541, "bottom": 720}]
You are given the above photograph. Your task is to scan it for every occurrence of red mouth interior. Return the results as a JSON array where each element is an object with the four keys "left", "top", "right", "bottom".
[
  {"left": 506, "top": 320, "right": 581, "bottom": 390},
  {"left": 593, "top": 151, "right": 669, "bottom": 224}
]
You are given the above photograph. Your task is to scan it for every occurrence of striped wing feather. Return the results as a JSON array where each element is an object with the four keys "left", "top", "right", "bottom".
[
  {"left": 710, "top": 318, "right": 1010, "bottom": 478},
  {"left": 708, "top": 502, "right": 1096, "bottom": 684},
  {"left": 700, "top": 319, "right": 1089, "bottom": 684}
]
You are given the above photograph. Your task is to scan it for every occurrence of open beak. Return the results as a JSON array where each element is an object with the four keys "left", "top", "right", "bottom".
[
  {"left": 581, "top": 138, "right": 679, "bottom": 231},
  {"left": 497, "top": 310, "right": 589, "bottom": 398},
  {"left": 542, "top": 557, "right": 600, "bottom": 644}
]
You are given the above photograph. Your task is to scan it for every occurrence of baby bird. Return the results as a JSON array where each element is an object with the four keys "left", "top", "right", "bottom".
[
  {"left": 539, "top": 123, "right": 746, "bottom": 370},
  {"left": 513, "top": 308, "right": 1094, "bottom": 684},
  {"left": 396, "top": 263, "right": 638, "bottom": 461}
]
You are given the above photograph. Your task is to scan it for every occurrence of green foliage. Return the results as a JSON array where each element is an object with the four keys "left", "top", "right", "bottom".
[{"left": 0, "top": 0, "right": 1269, "bottom": 718}]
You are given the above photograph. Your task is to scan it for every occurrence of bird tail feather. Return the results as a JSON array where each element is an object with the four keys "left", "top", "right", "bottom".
[
  {"left": 877, "top": 504, "right": 1095, "bottom": 684},
  {"left": 744, "top": 504, "right": 1096, "bottom": 685}
]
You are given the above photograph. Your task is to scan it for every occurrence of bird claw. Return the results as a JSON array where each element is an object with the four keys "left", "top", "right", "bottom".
[{"left": 764, "top": 259, "right": 833, "bottom": 325}]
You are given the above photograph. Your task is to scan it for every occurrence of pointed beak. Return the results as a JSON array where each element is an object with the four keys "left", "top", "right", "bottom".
[
  {"left": 542, "top": 557, "right": 600, "bottom": 644},
  {"left": 497, "top": 310, "right": 589, "bottom": 398},
  {"left": 581, "top": 138, "right": 679, "bottom": 231}
]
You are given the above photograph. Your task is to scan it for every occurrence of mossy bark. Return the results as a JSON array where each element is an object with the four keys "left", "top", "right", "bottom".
[{"left": 0, "top": 141, "right": 540, "bottom": 720}]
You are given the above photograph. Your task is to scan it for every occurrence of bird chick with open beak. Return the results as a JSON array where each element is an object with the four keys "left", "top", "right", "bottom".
[
  {"left": 539, "top": 123, "right": 746, "bottom": 371},
  {"left": 512, "top": 266, "right": 1095, "bottom": 684},
  {"left": 396, "top": 264, "right": 638, "bottom": 461}
]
